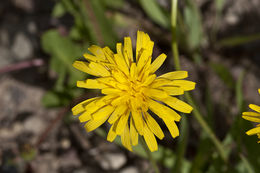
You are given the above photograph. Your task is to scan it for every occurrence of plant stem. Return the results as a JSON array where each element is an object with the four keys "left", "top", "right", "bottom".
[
  {"left": 171, "top": 0, "right": 180, "bottom": 71},
  {"left": 184, "top": 93, "right": 227, "bottom": 162},
  {"left": 140, "top": 137, "right": 160, "bottom": 173},
  {"left": 171, "top": 0, "right": 227, "bottom": 162}
]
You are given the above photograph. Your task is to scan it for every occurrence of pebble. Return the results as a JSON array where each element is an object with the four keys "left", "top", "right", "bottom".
[
  {"left": 120, "top": 166, "right": 139, "bottom": 173},
  {"left": 100, "top": 153, "right": 127, "bottom": 170},
  {"left": 11, "top": 33, "right": 33, "bottom": 60},
  {"left": 24, "top": 116, "right": 45, "bottom": 135}
]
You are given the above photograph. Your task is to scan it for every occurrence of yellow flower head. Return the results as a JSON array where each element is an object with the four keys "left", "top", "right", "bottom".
[
  {"left": 242, "top": 89, "right": 260, "bottom": 143},
  {"left": 72, "top": 31, "right": 195, "bottom": 151}
]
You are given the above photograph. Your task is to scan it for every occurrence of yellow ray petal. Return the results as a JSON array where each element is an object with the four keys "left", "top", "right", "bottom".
[
  {"left": 132, "top": 111, "right": 144, "bottom": 135},
  {"left": 142, "top": 74, "right": 157, "bottom": 86},
  {"left": 77, "top": 111, "right": 92, "bottom": 122},
  {"left": 101, "top": 88, "right": 122, "bottom": 95},
  {"left": 258, "top": 89, "right": 260, "bottom": 94},
  {"left": 92, "top": 105, "right": 114, "bottom": 120},
  {"left": 89, "top": 62, "right": 110, "bottom": 77},
  {"left": 111, "top": 95, "right": 128, "bottom": 106},
  {"left": 136, "top": 30, "right": 144, "bottom": 61},
  {"left": 142, "top": 33, "right": 154, "bottom": 57},
  {"left": 137, "top": 49, "right": 149, "bottom": 74},
  {"left": 84, "top": 111, "right": 111, "bottom": 132},
  {"left": 159, "top": 71, "right": 188, "bottom": 80},
  {"left": 143, "top": 123, "right": 158, "bottom": 152},
  {"left": 150, "top": 53, "right": 167, "bottom": 73},
  {"left": 170, "top": 80, "right": 196, "bottom": 91},
  {"left": 130, "top": 118, "right": 138, "bottom": 146},
  {"left": 103, "top": 46, "right": 115, "bottom": 64},
  {"left": 73, "top": 61, "right": 99, "bottom": 76},
  {"left": 145, "top": 88, "right": 169, "bottom": 100},
  {"left": 150, "top": 78, "right": 173, "bottom": 88},
  {"left": 79, "top": 98, "right": 107, "bottom": 122},
  {"left": 77, "top": 79, "right": 107, "bottom": 89},
  {"left": 246, "top": 126, "right": 260, "bottom": 136},
  {"left": 139, "top": 59, "right": 151, "bottom": 82},
  {"left": 162, "top": 97, "right": 193, "bottom": 113},
  {"left": 242, "top": 116, "right": 260, "bottom": 123},
  {"left": 88, "top": 45, "right": 106, "bottom": 60},
  {"left": 116, "top": 111, "right": 130, "bottom": 135},
  {"left": 114, "top": 54, "right": 129, "bottom": 75},
  {"left": 144, "top": 112, "right": 164, "bottom": 139},
  {"left": 108, "top": 105, "right": 128, "bottom": 124},
  {"left": 121, "top": 123, "right": 132, "bottom": 151},
  {"left": 124, "top": 37, "right": 133, "bottom": 65},
  {"left": 112, "top": 70, "right": 128, "bottom": 84},
  {"left": 242, "top": 112, "right": 260, "bottom": 117},
  {"left": 164, "top": 120, "right": 179, "bottom": 138},
  {"left": 107, "top": 123, "right": 117, "bottom": 142},
  {"left": 148, "top": 99, "right": 181, "bottom": 122},
  {"left": 130, "top": 63, "right": 137, "bottom": 79},
  {"left": 249, "top": 104, "right": 260, "bottom": 113},
  {"left": 83, "top": 53, "right": 98, "bottom": 62},
  {"left": 72, "top": 97, "right": 98, "bottom": 115},
  {"left": 159, "top": 86, "right": 184, "bottom": 95}
]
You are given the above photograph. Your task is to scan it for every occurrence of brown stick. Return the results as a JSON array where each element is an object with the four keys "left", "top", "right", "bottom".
[{"left": 0, "top": 58, "right": 44, "bottom": 74}]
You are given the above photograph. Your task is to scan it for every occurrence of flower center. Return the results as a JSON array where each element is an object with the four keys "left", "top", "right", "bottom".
[{"left": 123, "top": 79, "right": 148, "bottom": 112}]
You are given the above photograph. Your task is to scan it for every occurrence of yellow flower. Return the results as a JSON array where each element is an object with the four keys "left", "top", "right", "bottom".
[
  {"left": 242, "top": 89, "right": 260, "bottom": 143},
  {"left": 72, "top": 31, "right": 195, "bottom": 151}
]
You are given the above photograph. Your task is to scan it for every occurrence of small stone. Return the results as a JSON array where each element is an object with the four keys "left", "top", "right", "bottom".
[
  {"left": 225, "top": 13, "right": 239, "bottom": 25},
  {"left": 120, "top": 166, "right": 139, "bottom": 173},
  {"left": 11, "top": 33, "right": 33, "bottom": 60},
  {"left": 60, "top": 138, "right": 71, "bottom": 149},
  {"left": 100, "top": 153, "right": 127, "bottom": 170},
  {"left": 11, "top": 0, "right": 33, "bottom": 12},
  {"left": 27, "top": 22, "right": 37, "bottom": 34},
  {"left": 24, "top": 117, "right": 45, "bottom": 135}
]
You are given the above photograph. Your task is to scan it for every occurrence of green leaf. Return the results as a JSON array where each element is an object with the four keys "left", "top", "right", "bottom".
[
  {"left": 42, "top": 91, "right": 62, "bottom": 107},
  {"left": 237, "top": 154, "right": 255, "bottom": 173},
  {"left": 139, "top": 0, "right": 170, "bottom": 28},
  {"left": 41, "top": 29, "right": 84, "bottom": 79},
  {"left": 90, "top": 0, "right": 118, "bottom": 47},
  {"left": 183, "top": 1, "right": 203, "bottom": 51},
  {"left": 52, "top": 2, "right": 66, "bottom": 18},
  {"left": 218, "top": 33, "right": 260, "bottom": 47},
  {"left": 104, "top": 0, "right": 124, "bottom": 8}
]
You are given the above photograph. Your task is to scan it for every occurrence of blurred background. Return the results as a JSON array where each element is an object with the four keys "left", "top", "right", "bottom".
[{"left": 0, "top": 0, "right": 260, "bottom": 172}]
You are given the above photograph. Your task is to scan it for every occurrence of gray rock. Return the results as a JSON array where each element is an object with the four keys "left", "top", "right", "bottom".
[
  {"left": 100, "top": 153, "right": 127, "bottom": 170},
  {"left": 0, "top": 46, "right": 13, "bottom": 68},
  {"left": 24, "top": 116, "right": 46, "bottom": 135},
  {"left": 11, "top": 0, "right": 34, "bottom": 12},
  {"left": 11, "top": 33, "right": 33, "bottom": 60},
  {"left": 120, "top": 166, "right": 139, "bottom": 173}
]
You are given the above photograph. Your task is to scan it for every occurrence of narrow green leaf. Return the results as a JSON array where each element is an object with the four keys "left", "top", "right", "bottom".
[
  {"left": 90, "top": 0, "right": 118, "bottom": 47},
  {"left": 183, "top": 0, "right": 203, "bottom": 51},
  {"left": 42, "top": 91, "right": 62, "bottom": 107},
  {"left": 139, "top": 0, "right": 170, "bottom": 28},
  {"left": 218, "top": 33, "right": 260, "bottom": 47}
]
